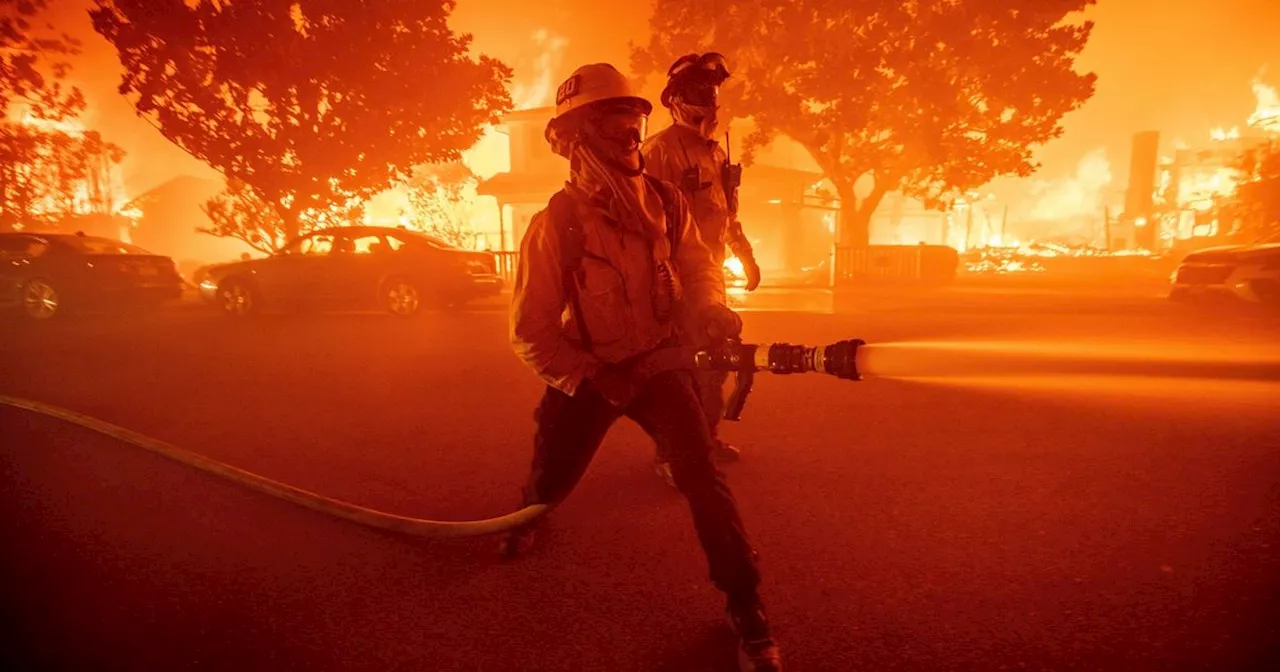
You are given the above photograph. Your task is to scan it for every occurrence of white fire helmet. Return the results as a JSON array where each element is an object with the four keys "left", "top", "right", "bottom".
[{"left": 545, "top": 63, "right": 653, "bottom": 157}]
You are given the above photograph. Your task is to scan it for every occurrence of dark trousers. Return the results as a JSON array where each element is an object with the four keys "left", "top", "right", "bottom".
[
  {"left": 652, "top": 358, "right": 730, "bottom": 466},
  {"left": 521, "top": 370, "right": 761, "bottom": 605},
  {"left": 695, "top": 368, "right": 729, "bottom": 441}
]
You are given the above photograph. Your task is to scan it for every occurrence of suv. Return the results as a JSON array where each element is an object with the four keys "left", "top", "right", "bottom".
[{"left": 1168, "top": 243, "right": 1280, "bottom": 305}]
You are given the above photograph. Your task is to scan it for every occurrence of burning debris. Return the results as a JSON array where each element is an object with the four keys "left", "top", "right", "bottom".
[
  {"left": 1247, "top": 79, "right": 1280, "bottom": 134},
  {"left": 962, "top": 240, "right": 1158, "bottom": 275}
]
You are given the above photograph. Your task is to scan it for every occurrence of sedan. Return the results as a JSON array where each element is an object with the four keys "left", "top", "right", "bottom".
[
  {"left": 1168, "top": 242, "right": 1280, "bottom": 306},
  {"left": 199, "top": 226, "right": 503, "bottom": 317},
  {"left": 1, "top": 231, "right": 185, "bottom": 320}
]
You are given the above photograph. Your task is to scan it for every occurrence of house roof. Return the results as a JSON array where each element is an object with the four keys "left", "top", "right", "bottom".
[
  {"left": 120, "top": 175, "right": 223, "bottom": 211},
  {"left": 476, "top": 171, "right": 565, "bottom": 203}
]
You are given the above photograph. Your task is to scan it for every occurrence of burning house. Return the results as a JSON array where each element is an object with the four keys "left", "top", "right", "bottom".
[
  {"left": 1161, "top": 130, "right": 1272, "bottom": 242},
  {"left": 1127, "top": 78, "right": 1280, "bottom": 251}
]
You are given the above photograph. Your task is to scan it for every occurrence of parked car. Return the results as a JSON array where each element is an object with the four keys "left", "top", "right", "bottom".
[
  {"left": 199, "top": 226, "right": 503, "bottom": 317},
  {"left": 1168, "top": 243, "right": 1280, "bottom": 306},
  {"left": 0, "top": 231, "right": 184, "bottom": 320}
]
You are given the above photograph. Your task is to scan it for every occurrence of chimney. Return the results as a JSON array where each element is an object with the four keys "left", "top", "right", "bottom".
[{"left": 1125, "top": 131, "right": 1160, "bottom": 249}]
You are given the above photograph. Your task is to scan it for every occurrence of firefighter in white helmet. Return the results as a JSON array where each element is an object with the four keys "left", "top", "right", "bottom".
[
  {"left": 504, "top": 62, "right": 782, "bottom": 672},
  {"left": 643, "top": 52, "right": 760, "bottom": 487}
]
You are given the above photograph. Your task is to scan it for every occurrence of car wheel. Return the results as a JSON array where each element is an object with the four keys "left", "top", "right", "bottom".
[
  {"left": 218, "top": 278, "right": 258, "bottom": 317},
  {"left": 383, "top": 276, "right": 422, "bottom": 317},
  {"left": 22, "top": 278, "right": 61, "bottom": 320}
]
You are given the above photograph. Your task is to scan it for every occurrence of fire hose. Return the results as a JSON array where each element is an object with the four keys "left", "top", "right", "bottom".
[{"left": 0, "top": 338, "right": 867, "bottom": 539}]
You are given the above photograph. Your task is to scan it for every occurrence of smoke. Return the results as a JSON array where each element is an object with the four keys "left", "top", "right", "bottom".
[
  {"left": 510, "top": 30, "right": 569, "bottom": 109},
  {"left": 1023, "top": 148, "right": 1114, "bottom": 233}
]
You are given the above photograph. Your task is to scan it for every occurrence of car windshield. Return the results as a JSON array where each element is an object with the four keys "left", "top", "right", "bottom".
[{"left": 61, "top": 236, "right": 151, "bottom": 255}]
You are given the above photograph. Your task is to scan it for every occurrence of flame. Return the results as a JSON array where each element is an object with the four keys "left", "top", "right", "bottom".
[
  {"left": 511, "top": 30, "right": 568, "bottom": 110},
  {"left": 1178, "top": 166, "right": 1238, "bottom": 211},
  {"left": 365, "top": 30, "right": 568, "bottom": 250},
  {"left": 18, "top": 113, "right": 86, "bottom": 136},
  {"left": 463, "top": 28, "right": 566, "bottom": 183},
  {"left": 1162, "top": 76, "right": 1278, "bottom": 218},
  {"left": 5, "top": 107, "right": 132, "bottom": 227},
  {"left": 1209, "top": 126, "right": 1240, "bottom": 141},
  {"left": 1248, "top": 78, "right": 1280, "bottom": 133},
  {"left": 724, "top": 255, "right": 745, "bottom": 278}
]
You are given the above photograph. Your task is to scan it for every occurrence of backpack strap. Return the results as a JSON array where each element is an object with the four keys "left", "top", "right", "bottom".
[
  {"left": 548, "top": 180, "right": 686, "bottom": 354},
  {"left": 548, "top": 190, "right": 593, "bottom": 352},
  {"left": 644, "top": 174, "right": 684, "bottom": 262}
]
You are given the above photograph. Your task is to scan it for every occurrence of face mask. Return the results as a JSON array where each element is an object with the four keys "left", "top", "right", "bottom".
[{"left": 673, "top": 101, "right": 720, "bottom": 138}]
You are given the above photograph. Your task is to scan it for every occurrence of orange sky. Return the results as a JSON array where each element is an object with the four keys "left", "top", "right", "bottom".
[{"left": 40, "top": 0, "right": 1280, "bottom": 210}]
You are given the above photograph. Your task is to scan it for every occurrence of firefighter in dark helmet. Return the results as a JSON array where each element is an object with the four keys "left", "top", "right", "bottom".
[{"left": 643, "top": 52, "right": 761, "bottom": 487}]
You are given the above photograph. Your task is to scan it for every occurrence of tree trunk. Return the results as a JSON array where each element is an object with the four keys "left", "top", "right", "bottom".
[
  {"left": 280, "top": 207, "right": 300, "bottom": 246},
  {"left": 835, "top": 180, "right": 869, "bottom": 247},
  {"left": 835, "top": 180, "right": 889, "bottom": 248}
]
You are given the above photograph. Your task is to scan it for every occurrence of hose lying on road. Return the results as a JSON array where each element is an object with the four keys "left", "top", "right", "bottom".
[{"left": 0, "top": 395, "right": 549, "bottom": 538}]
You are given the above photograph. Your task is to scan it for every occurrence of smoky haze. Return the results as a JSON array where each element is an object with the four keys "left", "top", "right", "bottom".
[{"left": 40, "top": 0, "right": 1280, "bottom": 227}]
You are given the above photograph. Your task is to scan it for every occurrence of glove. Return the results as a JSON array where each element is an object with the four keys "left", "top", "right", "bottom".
[
  {"left": 585, "top": 361, "right": 640, "bottom": 408},
  {"left": 700, "top": 303, "right": 743, "bottom": 341},
  {"left": 740, "top": 252, "right": 762, "bottom": 291}
]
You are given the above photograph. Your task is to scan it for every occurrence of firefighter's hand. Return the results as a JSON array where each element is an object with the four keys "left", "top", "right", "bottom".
[
  {"left": 700, "top": 303, "right": 743, "bottom": 341},
  {"left": 585, "top": 362, "right": 640, "bottom": 408},
  {"left": 740, "top": 252, "right": 762, "bottom": 291}
]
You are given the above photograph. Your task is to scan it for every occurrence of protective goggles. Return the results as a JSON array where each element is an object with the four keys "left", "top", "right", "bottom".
[
  {"left": 676, "top": 83, "right": 719, "bottom": 107},
  {"left": 589, "top": 103, "right": 649, "bottom": 144},
  {"left": 668, "top": 52, "right": 730, "bottom": 82}
]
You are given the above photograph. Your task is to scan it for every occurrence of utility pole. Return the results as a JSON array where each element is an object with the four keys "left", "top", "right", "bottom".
[{"left": 1103, "top": 206, "right": 1113, "bottom": 251}]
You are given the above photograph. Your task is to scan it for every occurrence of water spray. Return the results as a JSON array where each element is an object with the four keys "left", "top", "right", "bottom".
[{"left": 850, "top": 340, "right": 1280, "bottom": 383}]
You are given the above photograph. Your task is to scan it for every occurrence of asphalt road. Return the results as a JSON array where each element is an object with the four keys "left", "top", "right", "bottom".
[{"left": 2, "top": 289, "right": 1279, "bottom": 672}]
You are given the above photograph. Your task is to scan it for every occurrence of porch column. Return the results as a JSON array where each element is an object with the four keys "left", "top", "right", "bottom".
[{"left": 495, "top": 198, "right": 507, "bottom": 252}]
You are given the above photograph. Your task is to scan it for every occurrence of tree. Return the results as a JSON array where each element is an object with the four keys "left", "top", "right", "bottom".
[
  {"left": 91, "top": 0, "right": 513, "bottom": 243},
  {"left": 0, "top": 120, "right": 125, "bottom": 229},
  {"left": 633, "top": 0, "right": 1097, "bottom": 246},
  {"left": 1, "top": 0, "right": 84, "bottom": 120},
  {"left": 198, "top": 179, "right": 288, "bottom": 255},
  {"left": 2, "top": 0, "right": 89, "bottom": 230},
  {"left": 198, "top": 178, "right": 365, "bottom": 255},
  {"left": 403, "top": 161, "right": 481, "bottom": 248}
]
